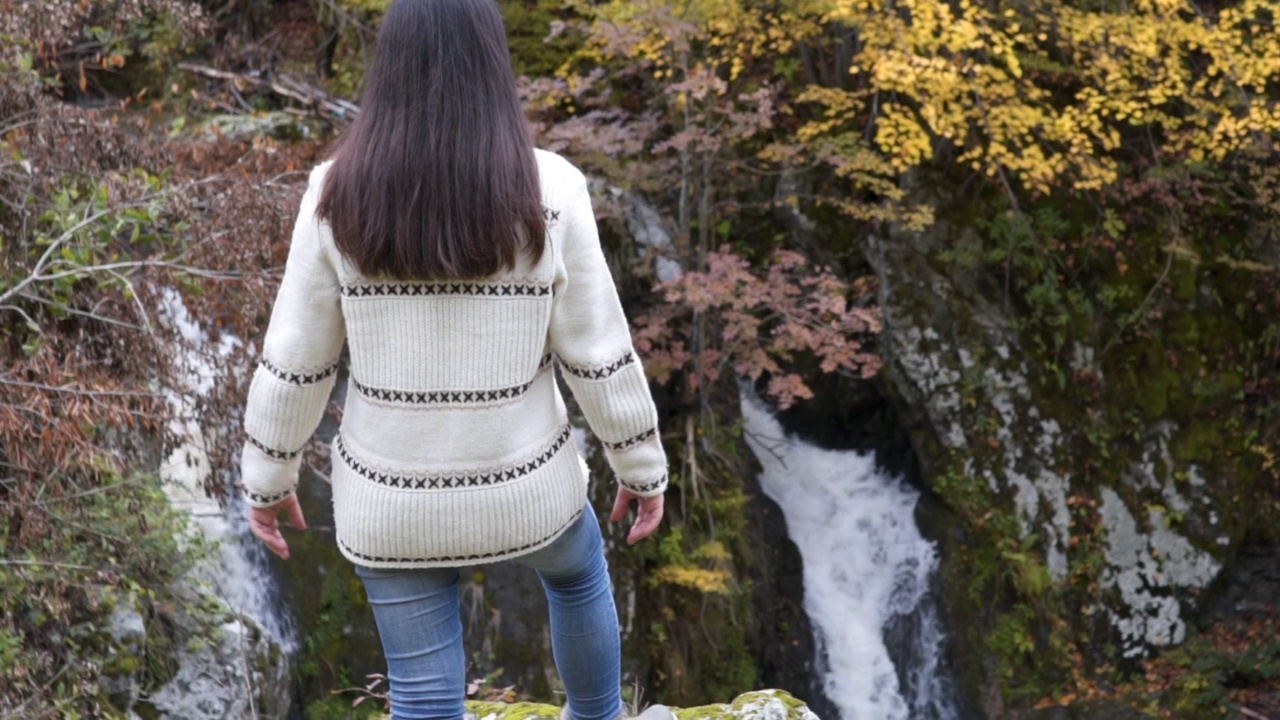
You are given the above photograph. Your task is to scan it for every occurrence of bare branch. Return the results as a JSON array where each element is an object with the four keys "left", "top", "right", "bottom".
[
  {"left": 0, "top": 375, "right": 164, "bottom": 399},
  {"left": 0, "top": 559, "right": 96, "bottom": 571},
  {"left": 0, "top": 303, "right": 42, "bottom": 335},
  {"left": 16, "top": 291, "right": 148, "bottom": 331},
  {"left": 178, "top": 62, "right": 360, "bottom": 121},
  {"left": 0, "top": 203, "right": 131, "bottom": 306}
]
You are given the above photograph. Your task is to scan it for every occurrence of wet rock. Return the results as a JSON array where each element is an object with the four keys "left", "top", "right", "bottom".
[
  {"left": 141, "top": 599, "right": 291, "bottom": 720},
  {"left": 1202, "top": 539, "right": 1280, "bottom": 620},
  {"left": 100, "top": 601, "right": 147, "bottom": 712}
]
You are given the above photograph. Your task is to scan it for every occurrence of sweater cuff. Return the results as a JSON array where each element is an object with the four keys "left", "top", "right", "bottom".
[
  {"left": 240, "top": 440, "right": 301, "bottom": 508},
  {"left": 620, "top": 472, "right": 668, "bottom": 497},
  {"left": 603, "top": 432, "right": 668, "bottom": 496}
]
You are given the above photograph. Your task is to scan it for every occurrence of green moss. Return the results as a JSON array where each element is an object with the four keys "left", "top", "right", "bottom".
[
  {"left": 1136, "top": 365, "right": 1176, "bottom": 419},
  {"left": 1219, "top": 370, "right": 1244, "bottom": 396},
  {"left": 1170, "top": 422, "right": 1224, "bottom": 464},
  {"left": 610, "top": 415, "right": 763, "bottom": 708},
  {"left": 1172, "top": 263, "right": 1198, "bottom": 301},
  {"left": 281, "top": 478, "right": 384, "bottom": 706},
  {"left": 0, "top": 472, "right": 208, "bottom": 715},
  {"left": 1168, "top": 312, "right": 1200, "bottom": 344},
  {"left": 306, "top": 694, "right": 387, "bottom": 720},
  {"left": 499, "top": 1, "right": 581, "bottom": 78},
  {"left": 364, "top": 691, "right": 816, "bottom": 720},
  {"left": 102, "top": 651, "right": 143, "bottom": 676},
  {"left": 141, "top": 613, "right": 178, "bottom": 693},
  {"left": 465, "top": 700, "right": 561, "bottom": 719},
  {"left": 914, "top": 164, "right": 1280, "bottom": 714},
  {"left": 670, "top": 690, "right": 815, "bottom": 720}
]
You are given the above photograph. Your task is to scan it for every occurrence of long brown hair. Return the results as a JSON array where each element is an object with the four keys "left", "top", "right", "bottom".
[{"left": 317, "top": 0, "right": 545, "bottom": 280}]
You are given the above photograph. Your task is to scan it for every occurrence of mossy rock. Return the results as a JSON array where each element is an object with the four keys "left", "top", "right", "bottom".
[
  {"left": 376, "top": 691, "right": 818, "bottom": 720},
  {"left": 465, "top": 701, "right": 560, "bottom": 720},
  {"left": 671, "top": 690, "right": 819, "bottom": 720}
]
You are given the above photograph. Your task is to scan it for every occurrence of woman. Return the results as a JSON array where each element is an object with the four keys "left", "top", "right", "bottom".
[{"left": 237, "top": 1, "right": 668, "bottom": 718}]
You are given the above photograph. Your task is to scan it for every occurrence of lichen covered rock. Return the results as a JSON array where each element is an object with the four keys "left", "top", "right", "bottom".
[
  {"left": 671, "top": 690, "right": 820, "bottom": 720},
  {"left": 141, "top": 608, "right": 290, "bottom": 719},
  {"left": 864, "top": 185, "right": 1275, "bottom": 714},
  {"left": 404, "top": 691, "right": 819, "bottom": 720}
]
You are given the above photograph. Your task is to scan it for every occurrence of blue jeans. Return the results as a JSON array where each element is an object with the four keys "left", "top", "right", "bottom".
[{"left": 355, "top": 507, "right": 623, "bottom": 720}]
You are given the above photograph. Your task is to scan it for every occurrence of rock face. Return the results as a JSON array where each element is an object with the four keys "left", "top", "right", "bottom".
[
  {"left": 91, "top": 572, "right": 292, "bottom": 719},
  {"left": 673, "top": 691, "right": 820, "bottom": 720},
  {"left": 1203, "top": 540, "right": 1280, "bottom": 619},
  {"left": 863, "top": 192, "right": 1271, "bottom": 712},
  {"left": 138, "top": 563, "right": 293, "bottom": 712},
  {"left": 100, "top": 602, "right": 148, "bottom": 711},
  {"left": 141, "top": 597, "right": 291, "bottom": 719}
]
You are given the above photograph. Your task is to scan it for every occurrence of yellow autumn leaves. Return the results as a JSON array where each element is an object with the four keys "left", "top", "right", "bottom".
[
  {"left": 821, "top": 0, "right": 1278, "bottom": 190},
  {"left": 573, "top": 0, "right": 1277, "bottom": 203}
]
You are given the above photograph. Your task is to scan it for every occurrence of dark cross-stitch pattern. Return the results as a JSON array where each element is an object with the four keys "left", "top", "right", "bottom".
[
  {"left": 341, "top": 282, "right": 552, "bottom": 298},
  {"left": 603, "top": 427, "right": 657, "bottom": 452},
  {"left": 247, "top": 435, "right": 303, "bottom": 461},
  {"left": 243, "top": 486, "right": 295, "bottom": 505},
  {"left": 353, "top": 355, "right": 554, "bottom": 405},
  {"left": 560, "top": 351, "right": 635, "bottom": 381},
  {"left": 336, "top": 424, "right": 572, "bottom": 490},
  {"left": 260, "top": 358, "right": 340, "bottom": 386},
  {"left": 622, "top": 474, "right": 667, "bottom": 495}
]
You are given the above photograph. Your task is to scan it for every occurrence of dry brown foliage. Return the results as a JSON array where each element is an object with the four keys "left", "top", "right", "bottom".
[{"left": 0, "top": 3, "right": 331, "bottom": 711}]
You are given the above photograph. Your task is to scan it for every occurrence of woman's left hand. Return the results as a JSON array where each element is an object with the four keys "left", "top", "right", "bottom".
[
  {"left": 249, "top": 494, "right": 307, "bottom": 560},
  {"left": 610, "top": 486, "right": 664, "bottom": 545}
]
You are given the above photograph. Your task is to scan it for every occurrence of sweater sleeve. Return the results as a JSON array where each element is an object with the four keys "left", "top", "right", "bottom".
[
  {"left": 240, "top": 165, "right": 345, "bottom": 507},
  {"left": 549, "top": 169, "right": 668, "bottom": 497}
]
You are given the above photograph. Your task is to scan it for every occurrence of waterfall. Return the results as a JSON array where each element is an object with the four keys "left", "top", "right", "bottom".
[
  {"left": 157, "top": 287, "right": 299, "bottom": 653},
  {"left": 741, "top": 393, "right": 959, "bottom": 720}
]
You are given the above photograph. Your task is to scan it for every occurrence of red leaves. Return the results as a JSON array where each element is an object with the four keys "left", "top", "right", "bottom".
[
  {"left": 634, "top": 245, "right": 883, "bottom": 409},
  {"left": 1042, "top": 614, "right": 1280, "bottom": 718}
]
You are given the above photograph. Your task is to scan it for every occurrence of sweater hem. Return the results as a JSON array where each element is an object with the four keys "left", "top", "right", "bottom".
[{"left": 336, "top": 505, "right": 585, "bottom": 569}]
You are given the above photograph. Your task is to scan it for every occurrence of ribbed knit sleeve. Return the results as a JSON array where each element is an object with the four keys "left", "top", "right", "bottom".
[
  {"left": 240, "top": 164, "right": 345, "bottom": 507},
  {"left": 550, "top": 170, "right": 668, "bottom": 497}
]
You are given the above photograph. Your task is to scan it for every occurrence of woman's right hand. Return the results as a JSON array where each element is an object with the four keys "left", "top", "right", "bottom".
[
  {"left": 249, "top": 493, "right": 307, "bottom": 560},
  {"left": 610, "top": 487, "right": 664, "bottom": 545}
]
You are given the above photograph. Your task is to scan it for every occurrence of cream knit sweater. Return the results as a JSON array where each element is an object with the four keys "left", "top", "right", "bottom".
[{"left": 240, "top": 150, "right": 668, "bottom": 568}]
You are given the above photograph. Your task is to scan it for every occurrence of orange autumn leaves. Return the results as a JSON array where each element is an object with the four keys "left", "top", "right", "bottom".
[{"left": 634, "top": 248, "right": 883, "bottom": 409}]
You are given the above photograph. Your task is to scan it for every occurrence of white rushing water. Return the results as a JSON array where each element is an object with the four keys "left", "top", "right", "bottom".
[
  {"left": 157, "top": 288, "right": 299, "bottom": 653},
  {"left": 741, "top": 393, "right": 957, "bottom": 720}
]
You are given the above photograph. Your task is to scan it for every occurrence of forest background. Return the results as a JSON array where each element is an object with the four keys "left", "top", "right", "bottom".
[{"left": 1, "top": 0, "right": 1278, "bottom": 718}]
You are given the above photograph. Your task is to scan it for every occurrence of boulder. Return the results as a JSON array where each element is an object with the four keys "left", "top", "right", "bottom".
[
  {"left": 141, "top": 607, "right": 290, "bottom": 719},
  {"left": 446, "top": 690, "right": 819, "bottom": 720}
]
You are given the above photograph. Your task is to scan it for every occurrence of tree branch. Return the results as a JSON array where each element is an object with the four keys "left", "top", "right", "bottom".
[{"left": 0, "top": 203, "right": 133, "bottom": 306}]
